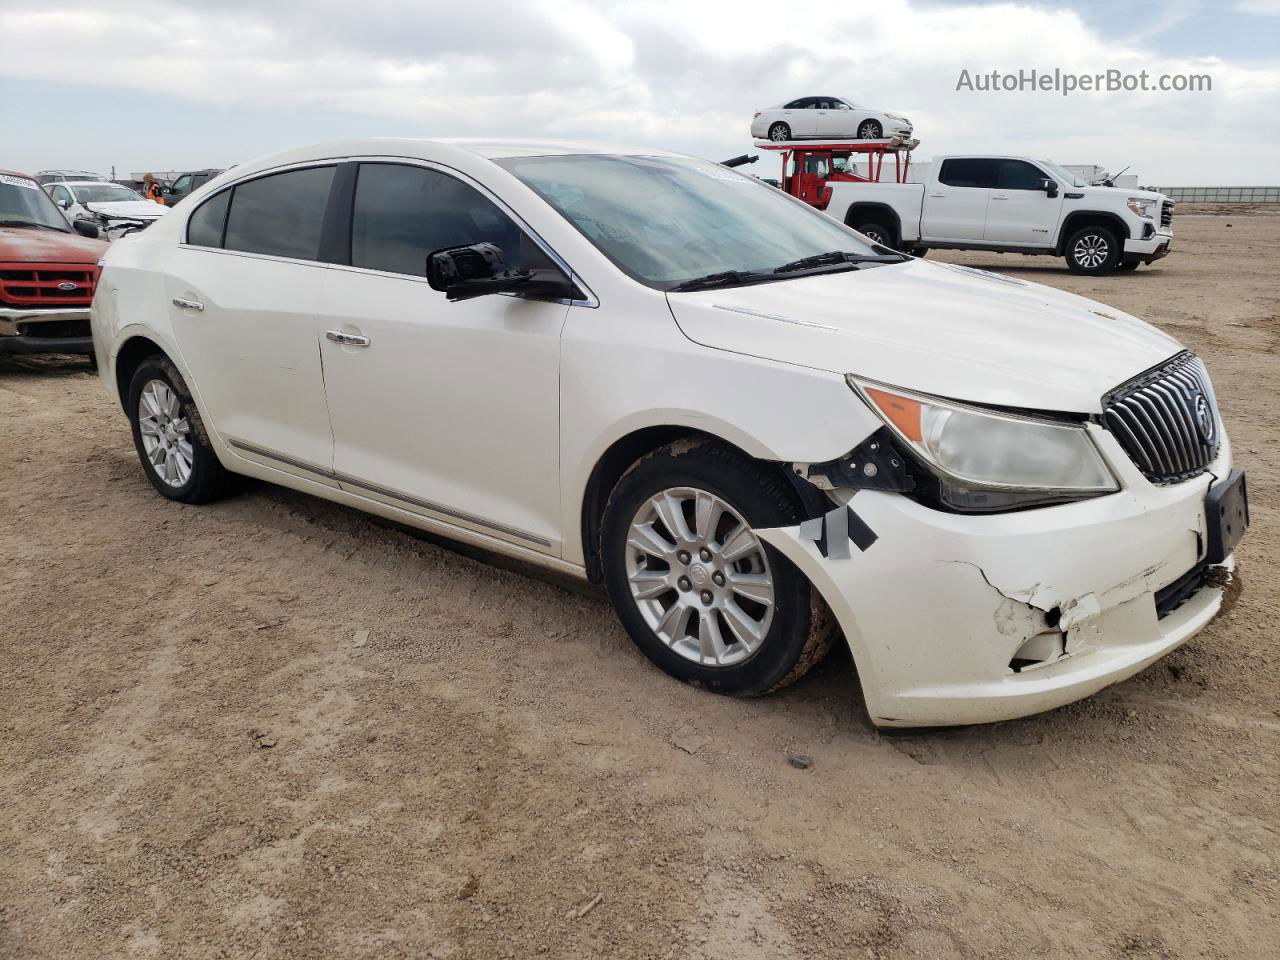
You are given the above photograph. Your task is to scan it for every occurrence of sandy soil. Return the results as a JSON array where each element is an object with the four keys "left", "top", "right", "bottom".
[{"left": 2, "top": 210, "right": 1278, "bottom": 960}]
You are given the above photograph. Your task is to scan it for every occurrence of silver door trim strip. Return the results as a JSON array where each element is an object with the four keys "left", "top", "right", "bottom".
[{"left": 227, "top": 437, "right": 552, "bottom": 547}]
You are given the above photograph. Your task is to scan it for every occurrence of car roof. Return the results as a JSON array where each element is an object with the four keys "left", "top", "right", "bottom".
[
  {"left": 59, "top": 180, "right": 131, "bottom": 188},
  {"left": 217, "top": 138, "right": 690, "bottom": 185},
  {"left": 1, "top": 168, "right": 38, "bottom": 180}
]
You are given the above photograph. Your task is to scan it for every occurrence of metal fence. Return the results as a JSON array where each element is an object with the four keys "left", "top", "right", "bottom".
[{"left": 1150, "top": 186, "right": 1280, "bottom": 203}]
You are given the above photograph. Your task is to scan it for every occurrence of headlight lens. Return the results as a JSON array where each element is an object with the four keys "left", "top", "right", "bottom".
[
  {"left": 1127, "top": 197, "right": 1155, "bottom": 218},
  {"left": 849, "top": 377, "right": 1118, "bottom": 497}
]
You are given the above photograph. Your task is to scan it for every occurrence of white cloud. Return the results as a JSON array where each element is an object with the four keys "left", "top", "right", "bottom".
[
  {"left": 1234, "top": 0, "right": 1280, "bottom": 14},
  {"left": 0, "top": 0, "right": 1276, "bottom": 183}
]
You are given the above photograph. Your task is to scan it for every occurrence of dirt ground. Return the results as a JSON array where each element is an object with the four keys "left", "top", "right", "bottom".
[{"left": 2, "top": 206, "right": 1278, "bottom": 960}]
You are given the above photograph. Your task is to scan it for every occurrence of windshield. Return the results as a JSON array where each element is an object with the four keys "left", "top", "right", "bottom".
[
  {"left": 496, "top": 154, "right": 880, "bottom": 289},
  {"left": 0, "top": 174, "right": 70, "bottom": 231},
  {"left": 1040, "top": 161, "right": 1086, "bottom": 188},
  {"left": 73, "top": 184, "right": 143, "bottom": 204}
]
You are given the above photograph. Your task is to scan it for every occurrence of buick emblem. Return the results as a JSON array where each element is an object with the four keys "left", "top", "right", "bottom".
[
  {"left": 1193, "top": 393, "right": 1215, "bottom": 444},
  {"left": 56, "top": 281, "right": 77, "bottom": 291}
]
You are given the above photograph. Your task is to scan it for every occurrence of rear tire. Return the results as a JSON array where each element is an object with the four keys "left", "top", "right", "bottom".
[
  {"left": 854, "top": 220, "right": 895, "bottom": 249},
  {"left": 1064, "top": 225, "right": 1121, "bottom": 275},
  {"left": 601, "top": 440, "right": 834, "bottom": 696},
  {"left": 768, "top": 122, "right": 791, "bottom": 142},
  {"left": 127, "top": 355, "right": 234, "bottom": 504}
]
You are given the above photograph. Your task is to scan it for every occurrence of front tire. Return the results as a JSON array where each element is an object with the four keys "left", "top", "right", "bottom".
[
  {"left": 857, "top": 119, "right": 883, "bottom": 140},
  {"left": 127, "top": 355, "right": 234, "bottom": 504},
  {"left": 1064, "top": 225, "right": 1121, "bottom": 275},
  {"left": 601, "top": 440, "right": 834, "bottom": 696},
  {"left": 768, "top": 122, "right": 791, "bottom": 142}
]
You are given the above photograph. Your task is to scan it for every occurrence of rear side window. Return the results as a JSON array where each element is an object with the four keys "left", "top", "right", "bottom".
[
  {"left": 187, "top": 190, "right": 231, "bottom": 247},
  {"left": 350, "top": 163, "right": 527, "bottom": 277},
  {"left": 996, "top": 159, "right": 1049, "bottom": 190},
  {"left": 938, "top": 159, "right": 996, "bottom": 189},
  {"left": 223, "top": 166, "right": 335, "bottom": 260}
]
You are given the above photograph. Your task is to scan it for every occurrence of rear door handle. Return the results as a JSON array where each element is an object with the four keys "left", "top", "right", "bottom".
[
  {"left": 325, "top": 330, "right": 370, "bottom": 347},
  {"left": 929, "top": 193, "right": 946, "bottom": 198},
  {"left": 990, "top": 194, "right": 1009, "bottom": 200},
  {"left": 172, "top": 297, "right": 204, "bottom": 311}
]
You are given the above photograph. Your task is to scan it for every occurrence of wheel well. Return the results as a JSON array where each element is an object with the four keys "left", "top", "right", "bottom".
[
  {"left": 113, "top": 336, "right": 167, "bottom": 407},
  {"left": 844, "top": 203, "right": 901, "bottom": 246},
  {"left": 1057, "top": 211, "right": 1130, "bottom": 254},
  {"left": 579, "top": 427, "right": 822, "bottom": 583}
]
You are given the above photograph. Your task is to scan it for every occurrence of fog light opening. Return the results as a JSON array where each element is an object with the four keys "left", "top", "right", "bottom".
[{"left": 1009, "top": 628, "right": 1067, "bottom": 674}]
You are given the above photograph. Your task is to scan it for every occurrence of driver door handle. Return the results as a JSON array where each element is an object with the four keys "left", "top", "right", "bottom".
[
  {"left": 326, "top": 330, "right": 370, "bottom": 347},
  {"left": 172, "top": 297, "right": 204, "bottom": 311}
]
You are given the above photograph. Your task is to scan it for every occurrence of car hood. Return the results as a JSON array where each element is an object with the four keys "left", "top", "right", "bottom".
[
  {"left": 1079, "top": 183, "right": 1167, "bottom": 203},
  {"left": 0, "top": 225, "right": 108, "bottom": 263},
  {"left": 666, "top": 259, "right": 1181, "bottom": 414},
  {"left": 84, "top": 200, "right": 168, "bottom": 219}
]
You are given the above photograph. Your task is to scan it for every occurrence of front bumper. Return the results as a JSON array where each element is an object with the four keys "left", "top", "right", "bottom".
[
  {"left": 758, "top": 428, "right": 1234, "bottom": 727},
  {"left": 1124, "top": 231, "right": 1173, "bottom": 262},
  {"left": 0, "top": 305, "right": 94, "bottom": 355}
]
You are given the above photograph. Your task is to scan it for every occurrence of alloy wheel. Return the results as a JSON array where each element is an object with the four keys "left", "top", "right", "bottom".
[
  {"left": 1073, "top": 233, "right": 1110, "bottom": 269},
  {"left": 624, "top": 487, "right": 775, "bottom": 667},
  {"left": 137, "top": 379, "right": 194, "bottom": 488}
]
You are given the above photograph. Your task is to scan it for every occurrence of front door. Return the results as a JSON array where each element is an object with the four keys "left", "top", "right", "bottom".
[
  {"left": 983, "top": 159, "right": 1062, "bottom": 246},
  {"left": 316, "top": 161, "right": 568, "bottom": 554},
  {"left": 921, "top": 158, "right": 994, "bottom": 242},
  {"left": 166, "top": 165, "right": 338, "bottom": 480}
]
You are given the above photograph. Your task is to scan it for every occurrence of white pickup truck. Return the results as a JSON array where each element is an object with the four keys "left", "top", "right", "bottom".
[{"left": 772, "top": 148, "right": 1174, "bottom": 275}]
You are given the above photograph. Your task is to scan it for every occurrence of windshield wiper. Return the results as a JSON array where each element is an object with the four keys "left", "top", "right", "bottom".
[
  {"left": 0, "top": 219, "right": 67, "bottom": 232},
  {"left": 773, "top": 250, "right": 905, "bottom": 275},
  {"left": 667, "top": 270, "right": 772, "bottom": 293}
]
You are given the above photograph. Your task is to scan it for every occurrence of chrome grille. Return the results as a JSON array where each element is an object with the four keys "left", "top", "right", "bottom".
[
  {"left": 1102, "top": 352, "right": 1219, "bottom": 484},
  {"left": 1160, "top": 201, "right": 1174, "bottom": 228}
]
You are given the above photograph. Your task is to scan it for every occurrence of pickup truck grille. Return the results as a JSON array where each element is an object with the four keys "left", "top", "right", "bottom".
[
  {"left": 1102, "top": 352, "right": 1219, "bottom": 484},
  {"left": 0, "top": 263, "right": 96, "bottom": 304},
  {"left": 1160, "top": 201, "right": 1174, "bottom": 229}
]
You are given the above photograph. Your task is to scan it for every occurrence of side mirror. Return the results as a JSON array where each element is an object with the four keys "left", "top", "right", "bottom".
[
  {"left": 1042, "top": 178, "right": 1059, "bottom": 198},
  {"left": 427, "top": 242, "right": 579, "bottom": 303},
  {"left": 73, "top": 219, "right": 100, "bottom": 239}
]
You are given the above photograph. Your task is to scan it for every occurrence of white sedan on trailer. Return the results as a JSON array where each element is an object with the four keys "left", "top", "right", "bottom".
[
  {"left": 751, "top": 96, "right": 913, "bottom": 142},
  {"left": 90, "top": 138, "right": 1245, "bottom": 728}
]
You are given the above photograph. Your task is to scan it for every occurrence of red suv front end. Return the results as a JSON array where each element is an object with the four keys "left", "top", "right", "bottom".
[{"left": 0, "top": 169, "right": 109, "bottom": 357}]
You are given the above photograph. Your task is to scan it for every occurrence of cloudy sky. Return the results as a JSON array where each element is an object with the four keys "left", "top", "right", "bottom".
[{"left": 1, "top": 0, "right": 1277, "bottom": 185}]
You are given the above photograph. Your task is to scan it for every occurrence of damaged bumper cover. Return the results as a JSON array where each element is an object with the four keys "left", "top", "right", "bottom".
[{"left": 759, "top": 436, "right": 1236, "bottom": 727}]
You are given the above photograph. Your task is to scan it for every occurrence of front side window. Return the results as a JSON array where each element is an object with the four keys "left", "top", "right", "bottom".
[
  {"left": 49, "top": 185, "right": 70, "bottom": 206},
  {"left": 498, "top": 154, "right": 880, "bottom": 289},
  {"left": 996, "top": 159, "right": 1049, "bottom": 191},
  {"left": 172, "top": 175, "right": 191, "bottom": 193},
  {"left": 938, "top": 158, "right": 996, "bottom": 189},
  {"left": 223, "top": 165, "right": 335, "bottom": 261},
  {"left": 350, "top": 163, "right": 531, "bottom": 277}
]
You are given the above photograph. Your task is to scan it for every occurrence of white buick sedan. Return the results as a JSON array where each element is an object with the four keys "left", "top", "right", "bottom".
[
  {"left": 750, "top": 96, "right": 913, "bottom": 141},
  {"left": 90, "top": 138, "right": 1246, "bottom": 727}
]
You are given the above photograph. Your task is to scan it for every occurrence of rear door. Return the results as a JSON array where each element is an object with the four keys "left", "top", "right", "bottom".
[
  {"left": 783, "top": 98, "right": 817, "bottom": 137},
  {"left": 921, "top": 158, "right": 994, "bottom": 241},
  {"left": 983, "top": 159, "right": 1061, "bottom": 246},
  {"left": 165, "top": 164, "right": 338, "bottom": 483},
  {"left": 315, "top": 161, "right": 569, "bottom": 554}
]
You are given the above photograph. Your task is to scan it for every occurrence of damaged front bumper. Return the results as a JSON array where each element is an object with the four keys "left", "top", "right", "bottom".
[{"left": 758, "top": 444, "right": 1236, "bottom": 727}]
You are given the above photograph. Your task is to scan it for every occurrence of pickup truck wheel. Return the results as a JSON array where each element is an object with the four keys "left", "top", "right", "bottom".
[
  {"left": 1065, "top": 225, "right": 1121, "bottom": 275},
  {"left": 857, "top": 119, "right": 883, "bottom": 140},
  {"left": 768, "top": 122, "right": 791, "bottom": 142},
  {"left": 127, "top": 356, "right": 234, "bottom": 504},
  {"left": 854, "top": 221, "right": 894, "bottom": 248},
  {"left": 601, "top": 440, "right": 834, "bottom": 697}
]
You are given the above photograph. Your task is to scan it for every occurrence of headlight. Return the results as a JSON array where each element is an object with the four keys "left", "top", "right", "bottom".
[
  {"left": 849, "top": 377, "right": 1118, "bottom": 510},
  {"left": 1127, "top": 197, "right": 1156, "bottom": 218}
]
